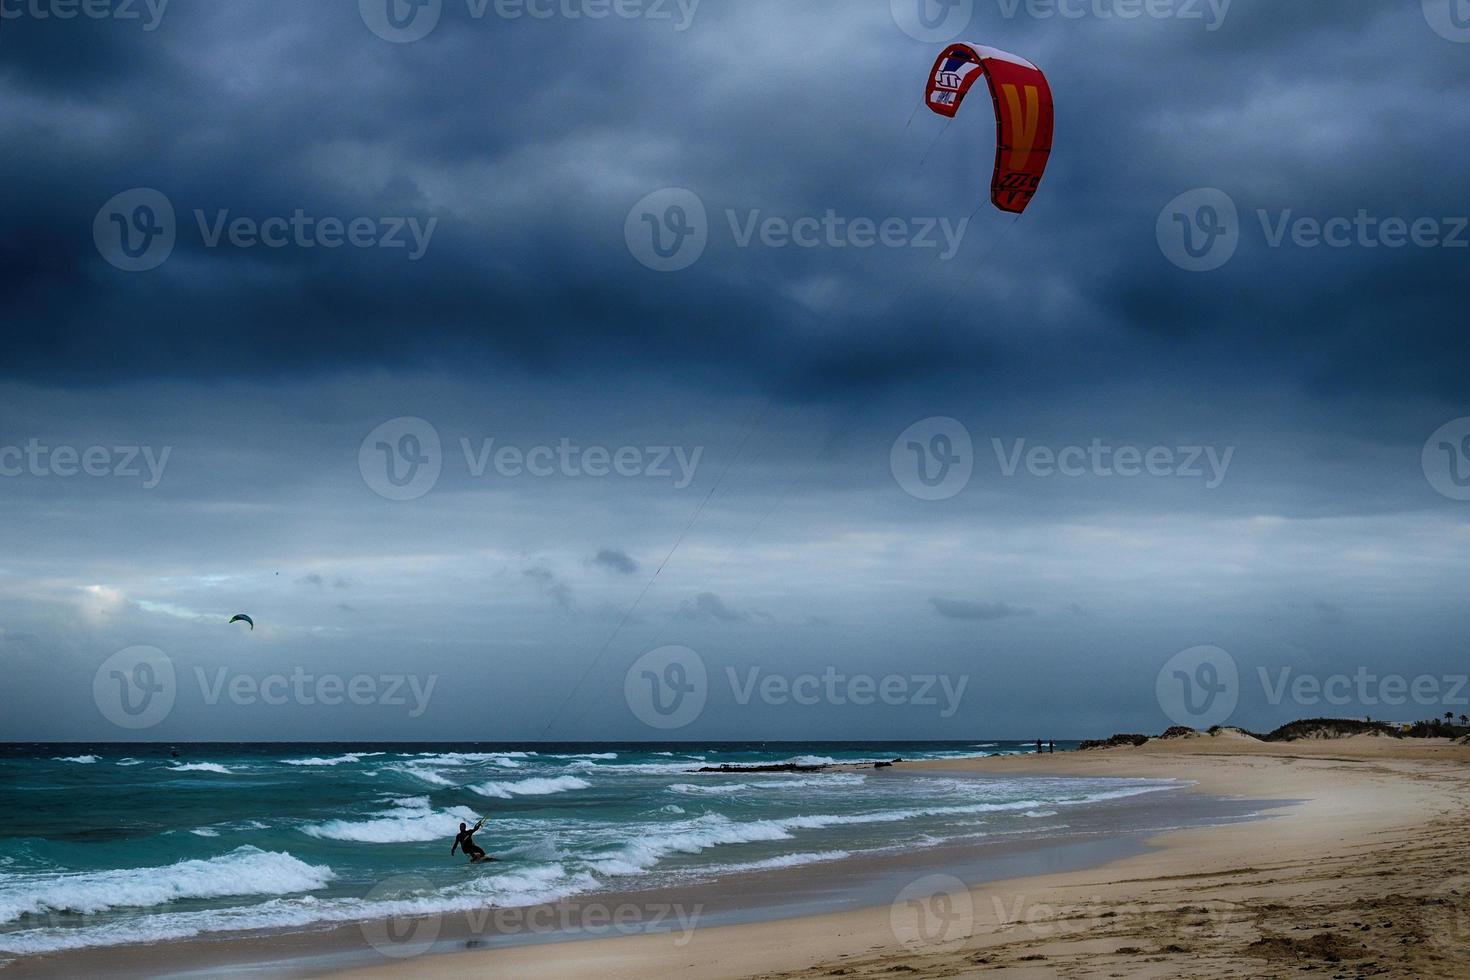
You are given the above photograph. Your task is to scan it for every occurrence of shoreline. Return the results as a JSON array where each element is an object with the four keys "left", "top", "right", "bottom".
[
  {"left": 6, "top": 735, "right": 1468, "bottom": 978},
  {"left": 2, "top": 766, "right": 1258, "bottom": 978},
  {"left": 320, "top": 734, "right": 1469, "bottom": 979}
]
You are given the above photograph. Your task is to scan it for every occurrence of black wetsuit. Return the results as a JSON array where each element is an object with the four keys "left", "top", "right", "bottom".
[{"left": 452, "top": 823, "right": 487, "bottom": 861}]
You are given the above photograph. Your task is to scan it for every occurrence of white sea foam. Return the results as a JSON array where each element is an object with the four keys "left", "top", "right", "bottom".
[
  {"left": 116, "top": 758, "right": 143, "bottom": 766},
  {"left": 0, "top": 861, "right": 596, "bottom": 956},
  {"left": 51, "top": 755, "right": 99, "bottom": 764},
  {"left": 668, "top": 774, "right": 865, "bottom": 796},
  {"left": 588, "top": 814, "right": 794, "bottom": 876},
  {"left": 281, "top": 753, "right": 384, "bottom": 766},
  {"left": 166, "top": 762, "right": 233, "bottom": 774},
  {"left": 587, "top": 781, "right": 1177, "bottom": 877},
  {"left": 410, "top": 752, "right": 531, "bottom": 767},
  {"left": 391, "top": 764, "right": 455, "bottom": 787},
  {"left": 300, "top": 798, "right": 479, "bottom": 843},
  {"left": 0, "top": 847, "right": 333, "bottom": 925},
  {"left": 468, "top": 776, "right": 591, "bottom": 799},
  {"left": 667, "top": 782, "right": 750, "bottom": 796},
  {"left": 705, "top": 850, "right": 852, "bottom": 875}
]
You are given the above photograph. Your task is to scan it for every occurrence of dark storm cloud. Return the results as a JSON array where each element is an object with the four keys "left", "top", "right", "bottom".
[
  {"left": 1, "top": 0, "right": 1466, "bottom": 414},
  {"left": 592, "top": 548, "right": 639, "bottom": 575},
  {"left": 4, "top": 3, "right": 1470, "bottom": 742},
  {"left": 929, "top": 598, "right": 1032, "bottom": 621}
]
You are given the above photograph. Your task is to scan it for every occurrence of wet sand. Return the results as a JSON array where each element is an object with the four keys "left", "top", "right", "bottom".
[
  {"left": 9, "top": 734, "right": 1469, "bottom": 978},
  {"left": 324, "top": 734, "right": 1470, "bottom": 979}
]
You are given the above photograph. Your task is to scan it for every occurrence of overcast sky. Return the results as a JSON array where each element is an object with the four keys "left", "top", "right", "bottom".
[{"left": 2, "top": 0, "right": 1468, "bottom": 742}]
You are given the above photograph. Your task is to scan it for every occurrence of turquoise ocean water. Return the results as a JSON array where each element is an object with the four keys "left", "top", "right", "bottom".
[{"left": 0, "top": 741, "right": 1190, "bottom": 959}]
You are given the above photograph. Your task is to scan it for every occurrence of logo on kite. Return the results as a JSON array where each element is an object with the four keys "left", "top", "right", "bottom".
[
  {"left": 229, "top": 614, "right": 255, "bottom": 631},
  {"left": 923, "top": 43, "right": 1054, "bottom": 215}
]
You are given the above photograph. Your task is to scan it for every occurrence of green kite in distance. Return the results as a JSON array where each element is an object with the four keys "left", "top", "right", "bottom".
[{"left": 229, "top": 614, "right": 254, "bottom": 631}]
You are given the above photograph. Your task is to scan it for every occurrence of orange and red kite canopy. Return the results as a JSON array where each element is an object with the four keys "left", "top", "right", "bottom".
[{"left": 925, "top": 43, "right": 1055, "bottom": 214}]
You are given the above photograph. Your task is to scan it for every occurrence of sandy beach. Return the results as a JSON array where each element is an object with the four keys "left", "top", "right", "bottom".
[{"left": 319, "top": 734, "right": 1470, "bottom": 979}]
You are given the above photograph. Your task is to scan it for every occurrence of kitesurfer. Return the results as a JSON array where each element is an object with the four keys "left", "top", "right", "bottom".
[{"left": 451, "top": 816, "right": 492, "bottom": 863}]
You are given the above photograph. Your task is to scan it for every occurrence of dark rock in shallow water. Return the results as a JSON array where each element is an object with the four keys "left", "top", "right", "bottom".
[
  {"left": 694, "top": 763, "right": 827, "bottom": 774},
  {"left": 692, "top": 758, "right": 905, "bottom": 774}
]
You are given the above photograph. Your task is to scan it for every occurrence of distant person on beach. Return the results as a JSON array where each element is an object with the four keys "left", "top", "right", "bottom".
[
  {"left": 451, "top": 817, "right": 492, "bottom": 863},
  {"left": 1048, "top": 740, "right": 1054, "bottom": 754},
  {"left": 1035, "top": 739, "right": 1043, "bottom": 754}
]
